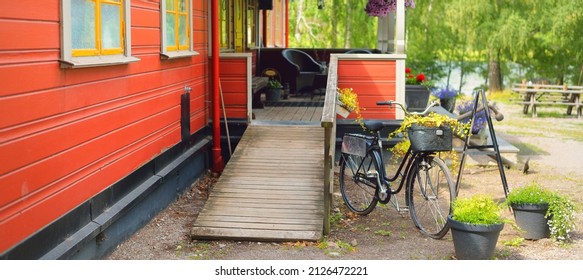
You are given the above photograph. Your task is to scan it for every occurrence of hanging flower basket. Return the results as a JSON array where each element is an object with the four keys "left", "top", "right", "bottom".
[
  {"left": 336, "top": 101, "right": 352, "bottom": 118},
  {"left": 365, "top": 0, "right": 416, "bottom": 17}
]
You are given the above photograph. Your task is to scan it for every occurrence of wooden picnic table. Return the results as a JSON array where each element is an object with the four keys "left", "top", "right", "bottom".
[{"left": 511, "top": 83, "right": 582, "bottom": 118}]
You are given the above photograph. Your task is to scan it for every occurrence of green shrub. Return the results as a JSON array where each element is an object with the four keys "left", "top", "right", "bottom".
[
  {"left": 451, "top": 195, "right": 503, "bottom": 225},
  {"left": 506, "top": 182, "right": 552, "bottom": 205}
]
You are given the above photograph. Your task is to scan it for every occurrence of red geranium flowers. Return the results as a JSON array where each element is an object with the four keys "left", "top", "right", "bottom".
[{"left": 405, "top": 67, "right": 427, "bottom": 85}]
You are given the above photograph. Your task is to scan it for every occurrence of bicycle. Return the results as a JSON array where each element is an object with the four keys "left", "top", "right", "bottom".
[{"left": 338, "top": 100, "right": 456, "bottom": 239}]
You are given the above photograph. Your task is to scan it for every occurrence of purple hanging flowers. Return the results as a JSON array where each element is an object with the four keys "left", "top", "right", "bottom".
[{"left": 365, "top": 0, "right": 416, "bottom": 17}]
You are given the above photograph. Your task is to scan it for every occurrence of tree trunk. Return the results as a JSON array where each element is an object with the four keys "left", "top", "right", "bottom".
[
  {"left": 488, "top": 50, "right": 503, "bottom": 93},
  {"left": 331, "top": 0, "right": 339, "bottom": 47},
  {"left": 344, "top": 2, "right": 352, "bottom": 48}
]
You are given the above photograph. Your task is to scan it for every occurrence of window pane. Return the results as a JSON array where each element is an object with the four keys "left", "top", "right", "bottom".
[
  {"left": 72, "top": 0, "right": 96, "bottom": 49},
  {"left": 166, "top": 13, "right": 176, "bottom": 46},
  {"left": 101, "top": 3, "right": 121, "bottom": 49},
  {"left": 179, "top": 0, "right": 186, "bottom": 12},
  {"left": 178, "top": 15, "right": 187, "bottom": 46},
  {"left": 166, "top": 0, "right": 175, "bottom": 11}
]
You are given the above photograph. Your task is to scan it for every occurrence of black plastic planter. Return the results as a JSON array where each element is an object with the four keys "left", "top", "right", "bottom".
[
  {"left": 448, "top": 216, "right": 504, "bottom": 260},
  {"left": 511, "top": 204, "right": 551, "bottom": 240}
]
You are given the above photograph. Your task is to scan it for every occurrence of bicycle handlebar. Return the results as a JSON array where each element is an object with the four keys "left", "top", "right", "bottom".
[
  {"left": 376, "top": 100, "right": 504, "bottom": 121},
  {"left": 376, "top": 100, "right": 439, "bottom": 116}
]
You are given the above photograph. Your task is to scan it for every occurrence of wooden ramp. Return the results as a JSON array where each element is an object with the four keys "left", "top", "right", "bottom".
[{"left": 191, "top": 125, "right": 325, "bottom": 241}]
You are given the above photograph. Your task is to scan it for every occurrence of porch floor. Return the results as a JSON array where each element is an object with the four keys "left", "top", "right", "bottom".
[
  {"left": 190, "top": 124, "right": 325, "bottom": 241},
  {"left": 252, "top": 94, "right": 325, "bottom": 123}
]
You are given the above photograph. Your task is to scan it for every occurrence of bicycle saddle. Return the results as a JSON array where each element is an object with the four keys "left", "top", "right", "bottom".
[{"left": 364, "top": 121, "right": 384, "bottom": 132}]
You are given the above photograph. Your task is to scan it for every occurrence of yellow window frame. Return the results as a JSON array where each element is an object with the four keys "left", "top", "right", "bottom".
[
  {"left": 72, "top": 0, "right": 124, "bottom": 57},
  {"left": 166, "top": 0, "right": 190, "bottom": 52}
]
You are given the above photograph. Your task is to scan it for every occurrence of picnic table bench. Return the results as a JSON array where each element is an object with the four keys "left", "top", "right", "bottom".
[{"left": 511, "top": 83, "right": 582, "bottom": 118}]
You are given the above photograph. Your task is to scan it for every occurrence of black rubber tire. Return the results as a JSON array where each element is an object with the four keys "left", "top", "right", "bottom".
[
  {"left": 338, "top": 151, "right": 380, "bottom": 215},
  {"left": 406, "top": 156, "right": 455, "bottom": 239}
]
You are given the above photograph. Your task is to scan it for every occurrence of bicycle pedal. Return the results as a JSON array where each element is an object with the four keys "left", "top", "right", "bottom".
[{"left": 398, "top": 207, "right": 409, "bottom": 215}]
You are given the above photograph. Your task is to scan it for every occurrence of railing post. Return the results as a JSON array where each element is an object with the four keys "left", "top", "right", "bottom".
[{"left": 321, "top": 56, "right": 339, "bottom": 236}]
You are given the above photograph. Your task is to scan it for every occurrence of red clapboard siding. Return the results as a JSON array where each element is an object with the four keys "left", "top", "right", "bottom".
[
  {"left": 132, "top": 27, "right": 161, "bottom": 47},
  {"left": 220, "top": 57, "right": 249, "bottom": 119},
  {"left": 0, "top": 105, "right": 181, "bottom": 209},
  {"left": 0, "top": 90, "right": 179, "bottom": 177},
  {"left": 0, "top": 62, "right": 196, "bottom": 129},
  {"left": 338, "top": 59, "right": 397, "bottom": 120},
  {"left": 0, "top": 0, "right": 58, "bottom": 22},
  {"left": 0, "top": 127, "right": 181, "bottom": 253},
  {"left": 131, "top": 5, "right": 160, "bottom": 28},
  {"left": 0, "top": 20, "right": 59, "bottom": 51},
  {"left": 0, "top": 1, "right": 212, "bottom": 254}
]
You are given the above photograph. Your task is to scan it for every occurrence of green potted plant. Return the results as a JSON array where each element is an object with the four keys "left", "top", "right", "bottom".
[
  {"left": 266, "top": 79, "right": 283, "bottom": 102},
  {"left": 448, "top": 195, "right": 505, "bottom": 260},
  {"left": 505, "top": 182, "right": 577, "bottom": 242}
]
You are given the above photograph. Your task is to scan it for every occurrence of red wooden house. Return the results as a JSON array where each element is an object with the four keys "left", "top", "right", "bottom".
[{"left": 0, "top": 0, "right": 407, "bottom": 259}]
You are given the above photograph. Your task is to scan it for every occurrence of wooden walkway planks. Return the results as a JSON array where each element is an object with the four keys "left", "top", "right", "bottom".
[{"left": 191, "top": 125, "right": 325, "bottom": 241}]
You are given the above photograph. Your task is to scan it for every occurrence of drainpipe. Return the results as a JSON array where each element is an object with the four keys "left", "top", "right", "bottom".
[{"left": 211, "top": 0, "right": 224, "bottom": 173}]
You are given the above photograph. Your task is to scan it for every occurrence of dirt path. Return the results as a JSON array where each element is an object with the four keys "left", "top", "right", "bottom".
[{"left": 106, "top": 104, "right": 583, "bottom": 260}]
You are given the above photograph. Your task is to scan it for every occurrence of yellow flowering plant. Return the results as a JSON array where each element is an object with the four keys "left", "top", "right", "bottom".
[
  {"left": 337, "top": 87, "right": 364, "bottom": 126},
  {"left": 388, "top": 112, "right": 470, "bottom": 166}
]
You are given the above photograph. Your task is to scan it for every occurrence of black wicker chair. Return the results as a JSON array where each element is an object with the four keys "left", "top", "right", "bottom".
[{"left": 281, "top": 49, "right": 325, "bottom": 95}]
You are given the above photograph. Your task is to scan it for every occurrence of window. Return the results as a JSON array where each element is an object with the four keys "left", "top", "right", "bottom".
[
  {"left": 219, "top": 0, "right": 259, "bottom": 52},
  {"left": 220, "top": 0, "right": 234, "bottom": 49},
  {"left": 161, "top": 0, "right": 197, "bottom": 58},
  {"left": 246, "top": 0, "right": 257, "bottom": 48},
  {"left": 61, "top": 0, "right": 138, "bottom": 68}
]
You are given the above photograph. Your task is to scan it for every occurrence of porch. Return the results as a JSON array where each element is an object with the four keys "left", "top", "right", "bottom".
[{"left": 192, "top": 53, "right": 405, "bottom": 241}]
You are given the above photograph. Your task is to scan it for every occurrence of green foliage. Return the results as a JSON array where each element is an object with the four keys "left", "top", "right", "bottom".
[
  {"left": 451, "top": 195, "right": 503, "bottom": 225},
  {"left": 392, "top": 112, "right": 469, "bottom": 138},
  {"left": 268, "top": 79, "right": 282, "bottom": 89},
  {"left": 288, "top": 0, "right": 377, "bottom": 49},
  {"left": 506, "top": 182, "right": 552, "bottom": 205},
  {"left": 374, "top": 229, "right": 392, "bottom": 237},
  {"left": 506, "top": 182, "right": 577, "bottom": 243},
  {"left": 503, "top": 237, "right": 525, "bottom": 247},
  {"left": 289, "top": 1, "right": 583, "bottom": 89}
]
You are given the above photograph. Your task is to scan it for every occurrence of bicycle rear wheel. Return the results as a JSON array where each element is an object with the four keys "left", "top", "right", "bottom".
[
  {"left": 339, "top": 151, "right": 380, "bottom": 215},
  {"left": 406, "top": 155, "right": 455, "bottom": 239}
]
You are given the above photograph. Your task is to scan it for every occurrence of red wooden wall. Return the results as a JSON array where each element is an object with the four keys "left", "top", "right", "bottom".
[
  {"left": 219, "top": 55, "right": 250, "bottom": 120},
  {"left": 337, "top": 60, "right": 397, "bottom": 120},
  {"left": 0, "top": 1, "right": 211, "bottom": 253}
]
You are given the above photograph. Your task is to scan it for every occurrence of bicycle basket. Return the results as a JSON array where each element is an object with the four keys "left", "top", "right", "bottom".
[
  {"left": 408, "top": 124, "right": 452, "bottom": 152},
  {"left": 341, "top": 135, "right": 367, "bottom": 157}
]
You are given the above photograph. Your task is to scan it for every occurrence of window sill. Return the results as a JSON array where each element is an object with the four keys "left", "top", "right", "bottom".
[
  {"left": 60, "top": 55, "right": 140, "bottom": 68},
  {"left": 161, "top": 50, "right": 199, "bottom": 60}
]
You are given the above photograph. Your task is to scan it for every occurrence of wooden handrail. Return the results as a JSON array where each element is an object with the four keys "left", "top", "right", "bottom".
[{"left": 320, "top": 55, "right": 339, "bottom": 235}]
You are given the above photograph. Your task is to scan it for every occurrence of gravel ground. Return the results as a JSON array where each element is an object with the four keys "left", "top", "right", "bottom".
[{"left": 106, "top": 104, "right": 583, "bottom": 261}]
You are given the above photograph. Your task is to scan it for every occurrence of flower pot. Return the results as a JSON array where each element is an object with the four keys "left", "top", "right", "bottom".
[
  {"left": 405, "top": 85, "right": 430, "bottom": 112},
  {"left": 448, "top": 216, "right": 504, "bottom": 260},
  {"left": 440, "top": 97, "right": 456, "bottom": 113},
  {"left": 336, "top": 100, "right": 352, "bottom": 118},
  {"left": 511, "top": 204, "right": 551, "bottom": 240},
  {"left": 266, "top": 88, "right": 282, "bottom": 102}
]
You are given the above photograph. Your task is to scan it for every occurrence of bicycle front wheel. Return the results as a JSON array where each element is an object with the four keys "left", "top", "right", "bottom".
[
  {"left": 406, "top": 156, "right": 455, "bottom": 239},
  {"left": 339, "top": 151, "right": 380, "bottom": 215}
]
